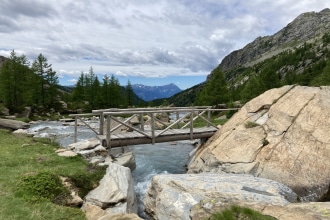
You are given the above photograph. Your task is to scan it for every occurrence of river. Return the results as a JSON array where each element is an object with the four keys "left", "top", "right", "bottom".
[{"left": 28, "top": 121, "right": 195, "bottom": 219}]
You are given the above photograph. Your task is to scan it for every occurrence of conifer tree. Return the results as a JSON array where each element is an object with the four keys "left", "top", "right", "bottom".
[
  {"left": 72, "top": 72, "right": 86, "bottom": 101},
  {"left": 125, "top": 80, "right": 134, "bottom": 107},
  {"left": 0, "top": 50, "right": 31, "bottom": 112},
  {"left": 31, "top": 54, "right": 58, "bottom": 108},
  {"left": 195, "top": 67, "right": 230, "bottom": 106}
]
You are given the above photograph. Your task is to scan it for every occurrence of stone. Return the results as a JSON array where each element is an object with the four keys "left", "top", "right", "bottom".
[
  {"left": 89, "top": 156, "right": 105, "bottom": 165},
  {"left": 188, "top": 86, "right": 330, "bottom": 201},
  {"left": 15, "top": 106, "right": 31, "bottom": 118},
  {"left": 57, "top": 150, "right": 77, "bottom": 157},
  {"left": 81, "top": 203, "right": 108, "bottom": 220},
  {"left": 68, "top": 138, "right": 101, "bottom": 152},
  {"left": 60, "top": 176, "right": 83, "bottom": 207},
  {"left": 129, "top": 115, "right": 140, "bottom": 125},
  {"left": 0, "top": 107, "right": 9, "bottom": 116},
  {"left": 13, "top": 129, "right": 28, "bottom": 134},
  {"left": 83, "top": 163, "right": 137, "bottom": 215},
  {"left": 113, "top": 152, "right": 136, "bottom": 171},
  {"left": 0, "top": 118, "right": 30, "bottom": 130},
  {"left": 59, "top": 101, "right": 68, "bottom": 109},
  {"left": 144, "top": 173, "right": 297, "bottom": 220}
]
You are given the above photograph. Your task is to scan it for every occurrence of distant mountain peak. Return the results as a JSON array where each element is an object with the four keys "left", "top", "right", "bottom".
[{"left": 132, "top": 83, "right": 182, "bottom": 101}]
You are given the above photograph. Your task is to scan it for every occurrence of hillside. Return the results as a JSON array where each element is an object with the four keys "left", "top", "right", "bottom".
[
  {"left": 219, "top": 8, "right": 330, "bottom": 73},
  {"left": 168, "top": 8, "right": 330, "bottom": 106}
]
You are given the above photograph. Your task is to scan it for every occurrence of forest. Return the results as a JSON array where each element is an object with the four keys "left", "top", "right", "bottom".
[{"left": 0, "top": 51, "right": 145, "bottom": 115}]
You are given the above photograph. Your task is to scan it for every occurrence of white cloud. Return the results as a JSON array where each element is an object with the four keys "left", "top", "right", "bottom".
[{"left": 0, "top": 0, "right": 329, "bottom": 87}]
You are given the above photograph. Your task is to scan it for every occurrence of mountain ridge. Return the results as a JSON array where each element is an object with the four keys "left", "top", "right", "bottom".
[
  {"left": 132, "top": 83, "right": 182, "bottom": 101},
  {"left": 218, "top": 8, "right": 330, "bottom": 74},
  {"left": 165, "top": 8, "right": 330, "bottom": 106}
]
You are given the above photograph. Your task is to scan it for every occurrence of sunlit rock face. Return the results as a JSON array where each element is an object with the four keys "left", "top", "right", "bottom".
[{"left": 188, "top": 85, "right": 330, "bottom": 202}]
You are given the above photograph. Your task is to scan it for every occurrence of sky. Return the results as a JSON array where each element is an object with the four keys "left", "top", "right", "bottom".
[{"left": 0, "top": 1, "right": 329, "bottom": 90}]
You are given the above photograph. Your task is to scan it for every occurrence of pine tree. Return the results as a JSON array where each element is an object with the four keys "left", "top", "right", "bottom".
[
  {"left": 109, "top": 75, "right": 122, "bottom": 107},
  {"left": 195, "top": 67, "right": 230, "bottom": 106},
  {"left": 72, "top": 72, "right": 86, "bottom": 101},
  {"left": 31, "top": 54, "right": 58, "bottom": 108},
  {"left": 0, "top": 50, "right": 31, "bottom": 112},
  {"left": 125, "top": 80, "right": 134, "bottom": 107}
]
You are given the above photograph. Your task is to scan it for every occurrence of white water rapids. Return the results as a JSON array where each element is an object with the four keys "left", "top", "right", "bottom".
[{"left": 28, "top": 121, "right": 195, "bottom": 219}]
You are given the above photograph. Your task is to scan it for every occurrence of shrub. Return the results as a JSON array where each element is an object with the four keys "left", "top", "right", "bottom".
[
  {"left": 245, "top": 121, "right": 260, "bottom": 128},
  {"left": 16, "top": 172, "right": 70, "bottom": 205}
]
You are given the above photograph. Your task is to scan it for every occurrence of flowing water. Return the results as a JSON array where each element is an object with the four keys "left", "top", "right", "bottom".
[{"left": 28, "top": 121, "right": 195, "bottom": 219}]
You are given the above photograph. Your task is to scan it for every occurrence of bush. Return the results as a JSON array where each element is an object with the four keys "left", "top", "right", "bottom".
[{"left": 16, "top": 172, "right": 70, "bottom": 205}]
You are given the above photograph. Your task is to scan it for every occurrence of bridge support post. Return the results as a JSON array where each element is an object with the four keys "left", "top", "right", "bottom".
[
  {"left": 99, "top": 112, "right": 104, "bottom": 135},
  {"left": 190, "top": 111, "right": 193, "bottom": 140},
  {"left": 151, "top": 113, "right": 155, "bottom": 144},
  {"left": 140, "top": 113, "right": 144, "bottom": 131},
  {"left": 74, "top": 116, "right": 78, "bottom": 143},
  {"left": 106, "top": 115, "right": 111, "bottom": 152}
]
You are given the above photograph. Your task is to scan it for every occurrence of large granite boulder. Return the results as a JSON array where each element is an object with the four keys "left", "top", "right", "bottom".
[
  {"left": 82, "top": 163, "right": 138, "bottom": 216},
  {"left": 188, "top": 85, "right": 330, "bottom": 201},
  {"left": 0, "top": 118, "right": 30, "bottom": 130},
  {"left": 144, "top": 173, "right": 297, "bottom": 220}
]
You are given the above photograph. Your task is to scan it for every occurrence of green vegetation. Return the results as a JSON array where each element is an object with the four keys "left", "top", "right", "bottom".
[
  {"left": 209, "top": 205, "right": 276, "bottom": 220},
  {"left": 165, "top": 31, "right": 330, "bottom": 107},
  {"left": 245, "top": 121, "right": 260, "bottom": 128},
  {"left": 16, "top": 172, "right": 69, "bottom": 205},
  {"left": 0, "top": 51, "right": 145, "bottom": 116},
  {"left": 0, "top": 129, "right": 106, "bottom": 220},
  {"left": 227, "top": 33, "right": 330, "bottom": 103},
  {"left": 0, "top": 51, "right": 59, "bottom": 113},
  {"left": 190, "top": 112, "right": 230, "bottom": 128},
  {"left": 195, "top": 67, "right": 230, "bottom": 106}
]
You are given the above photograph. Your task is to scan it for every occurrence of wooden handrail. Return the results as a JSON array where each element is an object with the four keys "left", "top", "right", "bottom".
[{"left": 69, "top": 106, "right": 240, "bottom": 148}]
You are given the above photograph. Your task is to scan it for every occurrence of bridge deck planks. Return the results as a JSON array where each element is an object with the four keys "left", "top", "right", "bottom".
[{"left": 98, "top": 127, "right": 218, "bottom": 148}]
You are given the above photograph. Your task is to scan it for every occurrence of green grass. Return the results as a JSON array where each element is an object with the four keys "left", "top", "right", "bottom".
[
  {"left": 209, "top": 205, "right": 276, "bottom": 220},
  {"left": 0, "top": 129, "right": 106, "bottom": 220},
  {"left": 180, "top": 112, "right": 230, "bottom": 128}
]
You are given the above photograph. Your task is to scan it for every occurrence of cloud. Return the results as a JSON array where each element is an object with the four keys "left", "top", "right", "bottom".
[{"left": 0, "top": 0, "right": 329, "bottom": 87}]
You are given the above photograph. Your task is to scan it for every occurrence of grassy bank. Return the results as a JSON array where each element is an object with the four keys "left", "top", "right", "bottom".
[{"left": 0, "top": 129, "right": 105, "bottom": 220}]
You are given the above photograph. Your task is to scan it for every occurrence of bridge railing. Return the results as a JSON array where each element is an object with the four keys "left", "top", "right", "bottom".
[{"left": 69, "top": 106, "right": 239, "bottom": 147}]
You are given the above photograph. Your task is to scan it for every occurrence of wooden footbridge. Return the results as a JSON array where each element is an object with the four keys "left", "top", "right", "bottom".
[{"left": 69, "top": 106, "right": 238, "bottom": 148}]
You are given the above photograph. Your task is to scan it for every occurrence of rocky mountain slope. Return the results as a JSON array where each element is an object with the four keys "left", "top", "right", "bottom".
[
  {"left": 167, "top": 9, "right": 330, "bottom": 106},
  {"left": 219, "top": 8, "right": 330, "bottom": 73}
]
